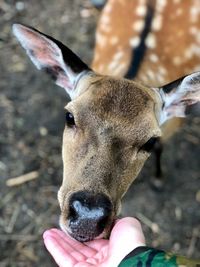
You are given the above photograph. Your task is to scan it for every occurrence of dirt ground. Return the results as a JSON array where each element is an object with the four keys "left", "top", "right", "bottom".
[{"left": 0, "top": 0, "right": 199, "bottom": 266}]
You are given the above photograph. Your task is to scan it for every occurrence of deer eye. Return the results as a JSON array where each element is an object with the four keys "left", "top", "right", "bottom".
[
  {"left": 65, "top": 111, "right": 75, "bottom": 127},
  {"left": 140, "top": 137, "right": 158, "bottom": 152}
]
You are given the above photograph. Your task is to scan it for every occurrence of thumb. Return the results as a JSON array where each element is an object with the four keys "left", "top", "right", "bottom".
[{"left": 106, "top": 217, "right": 146, "bottom": 267}]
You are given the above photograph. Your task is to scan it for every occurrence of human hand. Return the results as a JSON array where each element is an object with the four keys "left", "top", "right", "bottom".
[{"left": 43, "top": 217, "right": 145, "bottom": 267}]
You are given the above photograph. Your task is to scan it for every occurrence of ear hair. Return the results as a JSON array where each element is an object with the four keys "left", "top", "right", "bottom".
[
  {"left": 12, "top": 24, "right": 92, "bottom": 99},
  {"left": 158, "top": 72, "right": 200, "bottom": 125}
]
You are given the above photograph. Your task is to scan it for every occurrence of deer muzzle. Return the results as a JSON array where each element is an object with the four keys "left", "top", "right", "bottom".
[{"left": 63, "top": 191, "right": 113, "bottom": 242}]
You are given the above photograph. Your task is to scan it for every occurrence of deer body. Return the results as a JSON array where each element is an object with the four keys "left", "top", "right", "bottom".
[
  {"left": 13, "top": 0, "right": 200, "bottom": 242},
  {"left": 93, "top": 0, "right": 200, "bottom": 141},
  {"left": 93, "top": 0, "right": 200, "bottom": 83}
]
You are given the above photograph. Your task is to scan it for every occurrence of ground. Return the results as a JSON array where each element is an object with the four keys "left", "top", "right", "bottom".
[{"left": 0, "top": 0, "right": 199, "bottom": 266}]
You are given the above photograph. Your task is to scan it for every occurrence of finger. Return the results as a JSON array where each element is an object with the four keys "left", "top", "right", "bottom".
[
  {"left": 107, "top": 217, "right": 146, "bottom": 266},
  {"left": 44, "top": 230, "right": 89, "bottom": 262},
  {"left": 85, "top": 239, "right": 108, "bottom": 251},
  {"left": 75, "top": 262, "right": 94, "bottom": 267},
  {"left": 91, "top": 244, "right": 108, "bottom": 262},
  {"left": 111, "top": 217, "right": 145, "bottom": 246},
  {"left": 48, "top": 229, "right": 98, "bottom": 258},
  {"left": 44, "top": 235, "right": 77, "bottom": 267},
  {"left": 85, "top": 258, "right": 98, "bottom": 265}
]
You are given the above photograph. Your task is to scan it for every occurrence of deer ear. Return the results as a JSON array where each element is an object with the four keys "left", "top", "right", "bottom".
[
  {"left": 157, "top": 72, "right": 200, "bottom": 125},
  {"left": 12, "top": 24, "right": 92, "bottom": 99}
]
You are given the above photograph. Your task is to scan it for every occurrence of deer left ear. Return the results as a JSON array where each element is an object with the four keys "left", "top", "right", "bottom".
[
  {"left": 12, "top": 24, "right": 92, "bottom": 99},
  {"left": 157, "top": 72, "right": 200, "bottom": 125}
]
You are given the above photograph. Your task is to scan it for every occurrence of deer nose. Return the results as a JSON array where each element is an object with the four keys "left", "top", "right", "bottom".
[{"left": 68, "top": 191, "right": 112, "bottom": 242}]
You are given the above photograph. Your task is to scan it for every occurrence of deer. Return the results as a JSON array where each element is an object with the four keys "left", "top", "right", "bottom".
[
  {"left": 12, "top": 0, "right": 200, "bottom": 242},
  {"left": 92, "top": 0, "right": 200, "bottom": 186}
]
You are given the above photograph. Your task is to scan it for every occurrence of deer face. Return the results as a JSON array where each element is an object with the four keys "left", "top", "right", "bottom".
[
  {"left": 13, "top": 24, "right": 200, "bottom": 241},
  {"left": 58, "top": 76, "right": 161, "bottom": 240}
]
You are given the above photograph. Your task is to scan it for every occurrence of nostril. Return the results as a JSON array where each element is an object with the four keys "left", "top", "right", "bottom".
[
  {"left": 69, "top": 200, "right": 84, "bottom": 221},
  {"left": 69, "top": 203, "right": 77, "bottom": 221},
  {"left": 97, "top": 215, "right": 109, "bottom": 233}
]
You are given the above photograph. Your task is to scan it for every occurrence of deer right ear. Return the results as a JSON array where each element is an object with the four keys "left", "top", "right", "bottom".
[
  {"left": 12, "top": 24, "right": 92, "bottom": 99},
  {"left": 157, "top": 72, "right": 200, "bottom": 125}
]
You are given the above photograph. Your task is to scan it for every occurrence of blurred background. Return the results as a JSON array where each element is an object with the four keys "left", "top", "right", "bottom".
[{"left": 0, "top": 0, "right": 199, "bottom": 266}]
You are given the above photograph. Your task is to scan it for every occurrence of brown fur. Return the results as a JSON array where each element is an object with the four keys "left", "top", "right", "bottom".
[
  {"left": 59, "top": 0, "right": 200, "bottom": 236},
  {"left": 13, "top": 0, "right": 200, "bottom": 238},
  {"left": 58, "top": 74, "right": 161, "bottom": 234},
  {"left": 92, "top": 0, "right": 200, "bottom": 141}
]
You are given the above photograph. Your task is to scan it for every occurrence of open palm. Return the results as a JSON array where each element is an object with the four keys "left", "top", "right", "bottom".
[{"left": 43, "top": 217, "right": 145, "bottom": 267}]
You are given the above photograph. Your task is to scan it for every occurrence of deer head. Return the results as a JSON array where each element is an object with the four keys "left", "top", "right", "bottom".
[{"left": 13, "top": 24, "right": 200, "bottom": 241}]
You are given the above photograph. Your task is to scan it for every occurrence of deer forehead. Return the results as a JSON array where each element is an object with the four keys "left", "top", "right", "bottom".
[{"left": 66, "top": 76, "right": 161, "bottom": 140}]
